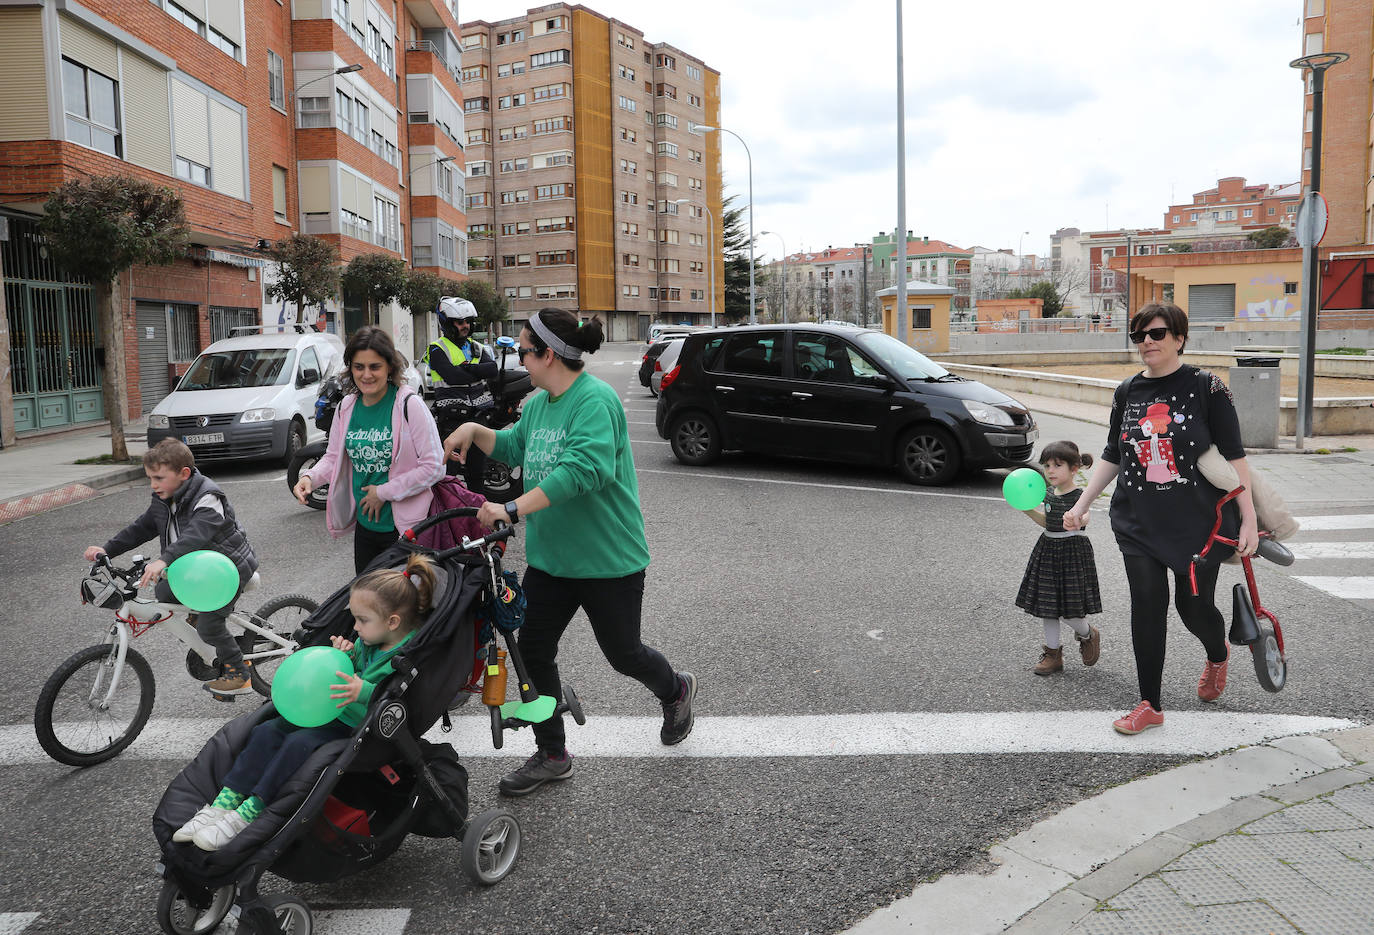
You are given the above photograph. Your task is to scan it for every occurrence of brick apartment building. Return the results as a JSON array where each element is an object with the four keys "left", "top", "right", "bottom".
[
  {"left": 0, "top": 0, "right": 469, "bottom": 437},
  {"left": 458, "top": 5, "right": 723, "bottom": 342}
]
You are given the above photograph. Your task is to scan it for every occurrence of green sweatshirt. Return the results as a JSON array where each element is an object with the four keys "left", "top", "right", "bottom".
[
  {"left": 336, "top": 630, "right": 415, "bottom": 728},
  {"left": 490, "top": 372, "right": 650, "bottom": 578}
]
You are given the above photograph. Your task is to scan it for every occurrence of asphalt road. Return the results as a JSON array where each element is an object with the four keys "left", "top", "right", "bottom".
[{"left": 2, "top": 341, "right": 1370, "bottom": 934}]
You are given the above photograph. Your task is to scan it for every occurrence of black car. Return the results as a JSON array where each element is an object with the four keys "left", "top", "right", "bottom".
[
  {"left": 638, "top": 339, "right": 675, "bottom": 389},
  {"left": 654, "top": 324, "right": 1038, "bottom": 485}
]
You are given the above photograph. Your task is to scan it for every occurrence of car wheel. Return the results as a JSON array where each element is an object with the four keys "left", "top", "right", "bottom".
[
  {"left": 282, "top": 420, "right": 305, "bottom": 468},
  {"left": 896, "top": 425, "right": 960, "bottom": 486},
  {"left": 669, "top": 412, "right": 721, "bottom": 466}
]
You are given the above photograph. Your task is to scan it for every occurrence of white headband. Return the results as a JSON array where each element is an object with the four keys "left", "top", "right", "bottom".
[{"left": 529, "top": 311, "right": 582, "bottom": 361}]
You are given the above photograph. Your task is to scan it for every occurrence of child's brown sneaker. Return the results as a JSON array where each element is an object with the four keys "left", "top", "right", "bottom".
[
  {"left": 1077, "top": 626, "right": 1102, "bottom": 666},
  {"left": 1032, "top": 645, "right": 1063, "bottom": 676},
  {"left": 203, "top": 660, "right": 253, "bottom": 696}
]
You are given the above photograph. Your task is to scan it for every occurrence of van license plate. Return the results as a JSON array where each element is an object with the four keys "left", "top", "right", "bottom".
[
  {"left": 183, "top": 432, "right": 225, "bottom": 445},
  {"left": 1026, "top": 428, "right": 1038, "bottom": 443}
]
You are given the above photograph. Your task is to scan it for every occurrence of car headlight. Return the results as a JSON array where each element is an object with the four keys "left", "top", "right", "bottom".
[
  {"left": 147, "top": 414, "right": 169, "bottom": 429},
  {"left": 240, "top": 408, "right": 276, "bottom": 423},
  {"left": 961, "top": 400, "right": 1015, "bottom": 427}
]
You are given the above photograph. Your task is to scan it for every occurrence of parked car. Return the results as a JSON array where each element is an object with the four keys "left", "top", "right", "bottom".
[
  {"left": 649, "top": 338, "right": 686, "bottom": 397},
  {"left": 146, "top": 326, "right": 344, "bottom": 466},
  {"left": 654, "top": 324, "right": 1037, "bottom": 485},
  {"left": 638, "top": 339, "right": 677, "bottom": 390},
  {"left": 646, "top": 323, "right": 705, "bottom": 345}
]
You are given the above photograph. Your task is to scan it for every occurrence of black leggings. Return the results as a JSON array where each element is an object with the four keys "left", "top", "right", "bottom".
[
  {"left": 1122, "top": 553, "right": 1229, "bottom": 711},
  {"left": 518, "top": 566, "right": 677, "bottom": 755},
  {"left": 353, "top": 523, "right": 398, "bottom": 574}
]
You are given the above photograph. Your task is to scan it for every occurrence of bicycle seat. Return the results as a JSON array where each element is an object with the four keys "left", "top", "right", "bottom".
[
  {"left": 244, "top": 571, "right": 261, "bottom": 593},
  {"left": 1256, "top": 538, "right": 1295, "bottom": 567}
]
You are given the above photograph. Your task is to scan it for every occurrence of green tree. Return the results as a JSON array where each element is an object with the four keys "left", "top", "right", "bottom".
[
  {"left": 721, "top": 193, "right": 763, "bottom": 323},
  {"left": 398, "top": 269, "right": 447, "bottom": 317},
  {"left": 265, "top": 233, "right": 339, "bottom": 326},
  {"left": 1246, "top": 226, "right": 1292, "bottom": 249},
  {"left": 453, "top": 278, "right": 510, "bottom": 334},
  {"left": 341, "top": 252, "right": 407, "bottom": 327},
  {"left": 1007, "top": 279, "right": 1065, "bottom": 317},
  {"left": 40, "top": 175, "right": 188, "bottom": 461}
]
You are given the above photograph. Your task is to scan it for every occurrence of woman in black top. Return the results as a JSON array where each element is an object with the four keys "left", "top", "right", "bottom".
[{"left": 1064, "top": 303, "right": 1258, "bottom": 735}]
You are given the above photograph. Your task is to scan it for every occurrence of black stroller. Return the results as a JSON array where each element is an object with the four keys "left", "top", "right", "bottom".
[{"left": 150, "top": 510, "right": 547, "bottom": 934}]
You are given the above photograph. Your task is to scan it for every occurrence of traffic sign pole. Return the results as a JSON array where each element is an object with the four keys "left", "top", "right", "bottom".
[{"left": 1295, "top": 190, "right": 1328, "bottom": 450}]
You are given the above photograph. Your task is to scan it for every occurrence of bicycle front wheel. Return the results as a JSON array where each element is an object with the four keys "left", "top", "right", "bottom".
[
  {"left": 243, "top": 594, "right": 319, "bottom": 695},
  {"left": 34, "top": 643, "right": 156, "bottom": 767}
]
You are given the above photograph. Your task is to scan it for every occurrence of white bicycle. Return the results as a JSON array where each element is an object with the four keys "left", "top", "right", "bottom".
[{"left": 34, "top": 554, "right": 318, "bottom": 767}]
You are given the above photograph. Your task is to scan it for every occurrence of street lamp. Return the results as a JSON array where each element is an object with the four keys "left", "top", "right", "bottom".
[
  {"left": 1290, "top": 50, "right": 1349, "bottom": 449},
  {"left": 290, "top": 62, "right": 363, "bottom": 108},
  {"left": 1017, "top": 230, "right": 1029, "bottom": 270},
  {"left": 409, "top": 153, "right": 455, "bottom": 181},
  {"left": 759, "top": 230, "right": 786, "bottom": 323},
  {"left": 691, "top": 123, "right": 756, "bottom": 323},
  {"left": 672, "top": 198, "right": 716, "bottom": 327}
]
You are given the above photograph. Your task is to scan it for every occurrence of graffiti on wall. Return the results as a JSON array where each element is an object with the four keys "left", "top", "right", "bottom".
[{"left": 1241, "top": 297, "right": 1298, "bottom": 320}]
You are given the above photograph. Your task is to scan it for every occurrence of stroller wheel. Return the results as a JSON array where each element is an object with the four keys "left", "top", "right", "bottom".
[
  {"left": 263, "top": 894, "right": 313, "bottom": 934},
  {"left": 1251, "top": 625, "right": 1288, "bottom": 693},
  {"left": 462, "top": 808, "right": 522, "bottom": 885},
  {"left": 489, "top": 704, "right": 504, "bottom": 749},
  {"left": 564, "top": 683, "right": 587, "bottom": 726},
  {"left": 156, "top": 880, "right": 234, "bottom": 935}
]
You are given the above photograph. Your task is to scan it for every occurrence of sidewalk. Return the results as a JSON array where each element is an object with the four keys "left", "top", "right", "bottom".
[{"left": 0, "top": 418, "right": 149, "bottom": 525}]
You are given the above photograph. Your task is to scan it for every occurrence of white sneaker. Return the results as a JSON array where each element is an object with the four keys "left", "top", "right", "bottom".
[
  {"left": 173, "top": 804, "right": 230, "bottom": 843},
  {"left": 192, "top": 809, "right": 251, "bottom": 851}
]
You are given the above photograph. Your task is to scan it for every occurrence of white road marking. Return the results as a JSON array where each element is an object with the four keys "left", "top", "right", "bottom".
[
  {"left": 1292, "top": 576, "right": 1374, "bottom": 600},
  {"left": 637, "top": 467, "right": 1005, "bottom": 502},
  {"left": 314, "top": 909, "right": 411, "bottom": 934},
  {"left": 0, "top": 712, "right": 1354, "bottom": 766},
  {"left": 0, "top": 914, "right": 38, "bottom": 934},
  {"left": 1296, "top": 514, "right": 1374, "bottom": 530},
  {"left": 1289, "top": 541, "right": 1374, "bottom": 560}
]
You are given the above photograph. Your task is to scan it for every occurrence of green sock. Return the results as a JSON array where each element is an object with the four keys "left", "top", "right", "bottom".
[
  {"left": 236, "top": 795, "right": 265, "bottom": 822},
  {"left": 211, "top": 787, "right": 245, "bottom": 810}
]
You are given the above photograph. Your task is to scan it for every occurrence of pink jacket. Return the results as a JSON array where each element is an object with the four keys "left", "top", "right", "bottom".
[{"left": 306, "top": 385, "right": 446, "bottom": 539}]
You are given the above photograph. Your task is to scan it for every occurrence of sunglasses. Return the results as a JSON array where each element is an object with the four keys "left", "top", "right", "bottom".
[
  {"left": 1129, "top": 326, "right": 1172, "bottom": 344},
  {"left": 516, "top": 346, "right": 537, "bottom": 359}
]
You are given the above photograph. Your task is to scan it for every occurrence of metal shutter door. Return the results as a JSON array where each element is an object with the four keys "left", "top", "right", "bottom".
[
  {"left": 135, "top": 302, "right": 170, "bottom": 413},
  {"left": 1187, "top": 284, "right": 1236, "bottom": 320}
]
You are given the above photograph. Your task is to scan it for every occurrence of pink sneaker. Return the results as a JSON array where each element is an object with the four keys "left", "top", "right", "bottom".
[
  {"left": 1197, "top": 649, "right": 1229, "bottom": 703},
  {"left": 1113, "top": 701, "right": 1164, "bottom": 735}
]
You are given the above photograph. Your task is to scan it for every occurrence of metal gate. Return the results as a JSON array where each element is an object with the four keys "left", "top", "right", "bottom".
[
  {"left": 4, "top": 281, "right": 102, "bottom": 432},
  {"left": 135, "top": 301, "right": 171, "bottom": 413},
  {"left": 1187, "top": 284, "right": 1236, "bottom": 320}
]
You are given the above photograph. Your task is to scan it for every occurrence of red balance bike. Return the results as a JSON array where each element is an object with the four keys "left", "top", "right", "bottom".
[{"left": 1190, "top": 487, "right": 1295, "bottom": 692}]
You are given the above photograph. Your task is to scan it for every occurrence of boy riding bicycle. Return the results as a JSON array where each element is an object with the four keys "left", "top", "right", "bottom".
[{"left": 83, "top": 438, "right": 260, "bottom": 696}]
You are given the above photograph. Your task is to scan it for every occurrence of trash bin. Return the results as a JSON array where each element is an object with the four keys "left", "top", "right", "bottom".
[{"left": 1229, "top": 358, "right": 1282, "bottom": 448}]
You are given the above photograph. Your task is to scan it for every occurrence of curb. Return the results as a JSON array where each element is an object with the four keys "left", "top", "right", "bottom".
[
  {"left": 0, "top": 465, "right": 145, "bottom": 525},
  {"left": 843, "top": 725, "right": 1374, "bottom": 935}
]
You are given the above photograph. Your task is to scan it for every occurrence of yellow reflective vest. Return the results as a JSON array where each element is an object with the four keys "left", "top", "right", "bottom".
[{"left": 425, "top": 336, "right": 479, "bottom": 387}]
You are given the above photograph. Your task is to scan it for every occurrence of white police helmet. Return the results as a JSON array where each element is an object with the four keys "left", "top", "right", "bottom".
[{"left": 438, "top": 296, "right": 478, "bottom": 321}]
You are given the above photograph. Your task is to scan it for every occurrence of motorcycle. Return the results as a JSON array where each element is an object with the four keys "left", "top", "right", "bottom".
[
  {"left": 431, "top": 336, "right": 534, "bottom": 500},
  {"left": 285, "top": 372, "right": 342, "bottom": 510}
]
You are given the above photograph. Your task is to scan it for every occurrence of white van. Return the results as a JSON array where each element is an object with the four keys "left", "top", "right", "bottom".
[{"left": 146, "top": 326, "right": 344, "bottom": 465}]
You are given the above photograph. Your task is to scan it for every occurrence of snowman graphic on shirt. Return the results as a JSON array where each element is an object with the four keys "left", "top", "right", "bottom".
[{"left": 1129, "top": 402, "right": 1182, "bottom": 485}]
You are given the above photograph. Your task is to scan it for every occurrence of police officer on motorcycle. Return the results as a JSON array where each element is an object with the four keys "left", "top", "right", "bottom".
[{"left": 425, "top": 296, "right": 499, "bottom": 484}]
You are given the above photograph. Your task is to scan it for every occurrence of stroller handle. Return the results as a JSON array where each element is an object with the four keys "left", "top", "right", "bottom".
[{"left": 404, "top": 507, "right": 479, "bottom": 539}]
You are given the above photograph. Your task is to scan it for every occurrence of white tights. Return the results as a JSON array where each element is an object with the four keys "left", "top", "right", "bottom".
[{"left": 1043, "top": 617, "right": 1090, "bottom": 649}]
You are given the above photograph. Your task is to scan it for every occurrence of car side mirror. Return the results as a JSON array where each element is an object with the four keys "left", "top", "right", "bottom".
[{"left": 298, "top": 367, "right": 320, "bottom": 388}]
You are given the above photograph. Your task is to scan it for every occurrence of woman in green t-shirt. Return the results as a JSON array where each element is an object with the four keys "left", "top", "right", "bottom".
[{"left": 443, "top": 308, "right": 696, "bottom": 797}]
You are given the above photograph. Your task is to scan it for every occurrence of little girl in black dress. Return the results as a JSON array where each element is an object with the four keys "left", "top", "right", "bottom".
[{"left": 1015, "top": 440, "right": 1103, "bottom": 675}]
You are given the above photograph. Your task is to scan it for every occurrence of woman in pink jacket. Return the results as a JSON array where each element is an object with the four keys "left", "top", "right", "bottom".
[{"left": 292, "top": 326, "right": 445, "bottom": 572}]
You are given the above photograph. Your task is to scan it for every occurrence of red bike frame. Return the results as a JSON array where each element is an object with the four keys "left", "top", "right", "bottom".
[{"left": 1189, "top": 487, "right": 1285, "bottom": 656}]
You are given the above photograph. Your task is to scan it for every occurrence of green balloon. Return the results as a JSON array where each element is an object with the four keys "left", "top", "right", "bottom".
[
  {"left": 166, "top": 550, "right": 240, "bottom": 612},
  {"left": 1003, "top": 467, "right": 1048, "bottom": 510},
  {"left": 271, "top": 646, "right": 355, "bottom": 727}
]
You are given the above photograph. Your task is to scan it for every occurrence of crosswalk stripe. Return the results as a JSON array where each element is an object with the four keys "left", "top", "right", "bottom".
[
  {"left": 0, "top": 712, "right": 1355, "bottom": 766},
  {"left": 1288, "top": 542, "right": 1374, "bottom": 560},
  {"left": 0, "top": 910, "right": 407, "bottom": 934},
  {"left": 1292, "top": 576, "right": 1374, "bottom": 600},
  {"left": 1295, "top": 514, "right": 1374, "bottom": 531},
  {"left": 0, "top": 914, "right": 38, "bottom": 935}
]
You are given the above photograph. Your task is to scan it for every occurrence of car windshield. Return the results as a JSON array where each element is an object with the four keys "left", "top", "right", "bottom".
[
  {"left": 853, "top": 331, "right": 950, "bottom": 381},
  {"left": 179, "top": 348, "right": 294, "bottom": 390}
]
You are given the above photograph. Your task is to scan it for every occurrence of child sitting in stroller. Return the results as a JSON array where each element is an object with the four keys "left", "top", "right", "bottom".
[{"left": 175, "top": 553, "right": 435, "bottom": 851}]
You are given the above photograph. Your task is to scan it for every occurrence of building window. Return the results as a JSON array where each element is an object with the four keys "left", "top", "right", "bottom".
[
  {"left": 690, "top": 289, "right": 704, "bottom": 300},
  {"left": 175, "top": 156, "right": 211, "bottom": 186},
  {"left": 686, "top": 64, "right": 702, "bottom": 80},
  {"left": 462, "top": 32, "right": 488, "bottom": 49},
  {"left": 501, "top": 221, "right": 531, "bottom": 235},
  {"left": 656, "top": 83, "right": 677, "bottom": 100},
  {"left": 537, "top": 250, "right": 573, "bottom": 265},
  {"left": 62, "top": 59, "right": 122, "bottom": 157},
  {"left": 618, "top": 96, "right": 637, "bottom": 112},
  {"left": 500, "top": 189, "right": 530, "bottom": 204},
  {"left": 531, "top": 50, "right": 571, "bottom": 69},
  {"left": 687, "top": 93, "right": 701, "bottom": 107},
  {"left": 657, "top": 142, "right": 678, "bottom": 157},
  {"left": 464, "top": 97, "right": 490, "bottom": 113},
  {"left": 621, "top": 126, "right": 637, "bottom": 143},
  {"left": 468, "top": 161, "right": 489, "bottom": 176},
  {"left": 467, "top": 128, "right": 490, "bottom": 145},
  {"left": 1171, "top": 214, "right": 1180, "bottom": 223},
  {"left": 621, "top": 190, "right": 638, "bottom": 205},
  {"left": 373, "top": 197, "right": 399, "bottom": 251},
  {"left": 469, "top": 223, "right": 492, "bottom": 237},
  {"left": 621, "top": 222, "right": 639, "bottom": 236},
  {"left": 617, "top": 31, "right": 634, "bottom": 49},
  {"left": 619, "top": 64, "right": 635, "bottom": 81},
  {"left": 467, "top": 191, "right": 490, "bottom": 208},
  {"left": 535, "top": 216, "right": 573, "bottom": 233},
  {"left": 267, "top": 51, "right": 285, "bottom": 110},
  {"left": 1268, "top": 206, "right": 1277, "bottom": 215},
  {"left": 501, "top": 254, "right": 532, "bottom": 267},
  {"left": 531, "top": 82, "right": 569, "bottom": 102},
  {"left": 656, "top": 113, "right": 679, "bottom": 129},
  {"left": 623, "top": 253, "right": 639, "bottom": 267},
  {"left": 500, "top": 157, "right": 529, "bottom": 173},
  {"left": 656, "top": 53, "right": 676, "bottom": 70},
  {"left": 1189, "top": 211, "right": 1199, "bottom": 221},
  {"left": 169, "top": 303, "right": 200, "bottom": 362},
  {"left": 913, "top": 308, "right": 932, "bottom": 329},
  {"left": 533, "top": 116, "right": 569, "bottom": 134},
  {"left": 272, "top": 165, "right": 288, "bottom": 223},
  {"left": 209, "top": 307, "right": 257, "bottom": 343},
  {"left": 498, "top": 93, "right": 526, "bottom": 109},
  {"left": 621, "top": 159, "right": 637, "bottom": 174},
  {"left": 660, "top": 229, "right": 679, "bottom": 244},
  {"left": 660, "top": 172, "right": 678, "bottom": 187},
  {"left": 336, "top": 90, "right": 353, "bottom": 136},
  {"left": 688, "top": 148, "right": 703, "bottom": 163},
  {"left": 622, "top": 284, "right": 640, "bottom": 297},
  {"left": 537, "top": 183, "right": 571, "bottom": 199}
]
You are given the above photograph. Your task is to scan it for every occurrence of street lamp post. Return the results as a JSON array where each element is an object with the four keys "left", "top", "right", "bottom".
[
  {"left": 672, "top": 198, "right": 717, "bottom": 327},
  {"left": 1017, "top": 230, "right": 1029, "bottom": 270},
  {"left": 1290, "top": 51, "right": 1349, "bottom": 449},
  {"left": 290, "top": 62, "right": 363, "bottom": 108},
  {"left": 760, "top": 230, "right": 786, "bottom": 323},
  {"left": 408, "top": 154, "right": 455, "bottom": 181},
  {"left": 692, "top": 124, "right": 756, "bottom": 323}
]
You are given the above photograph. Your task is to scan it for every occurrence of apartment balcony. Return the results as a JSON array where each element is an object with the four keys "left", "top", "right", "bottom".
[
  {"left": 403, "top": 0, "right": 460, "bottom": 32},
  {"left": 405, "top": 43, "right": 462, "bottom": 95}
]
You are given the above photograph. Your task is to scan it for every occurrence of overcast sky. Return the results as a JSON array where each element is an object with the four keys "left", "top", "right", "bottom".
[{"left": 457, "top": 0, "right": 1306, "bottom": 262}]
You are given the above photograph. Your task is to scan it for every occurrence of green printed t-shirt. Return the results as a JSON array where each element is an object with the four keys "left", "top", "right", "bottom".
[
  {"left": 490, "top": 372, "right": 650, "bottom": 578},
  {"left": 346, "top": 384, "right": 397, "bottom": 531}
]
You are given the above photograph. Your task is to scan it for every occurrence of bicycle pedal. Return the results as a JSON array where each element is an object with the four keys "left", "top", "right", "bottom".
[{"left": 208, "top": 692, "right": 238, "bottom": 703}]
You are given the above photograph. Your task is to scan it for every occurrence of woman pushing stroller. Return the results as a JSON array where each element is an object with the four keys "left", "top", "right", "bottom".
[{"left": 174, "top": 554, "right": 435, "bottom": 850}]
